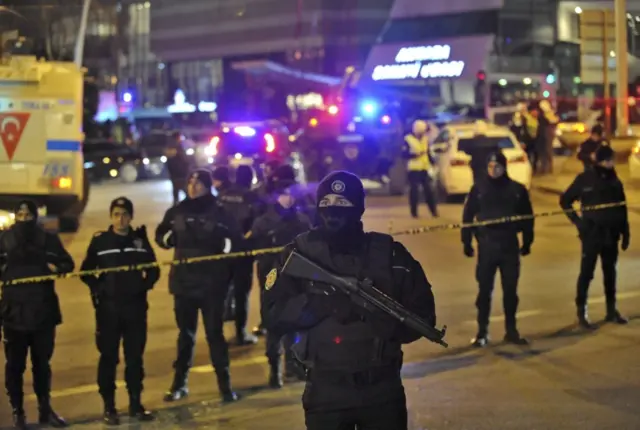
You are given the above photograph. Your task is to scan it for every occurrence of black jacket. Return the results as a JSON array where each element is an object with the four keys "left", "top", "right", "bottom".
[
  {"left": 560, "top": 167, "right": 629, "bottom": 241},
  {"left": 80, "top": 226, "right": 160, "bottom": 303},
  {"left": 577, "top": 138, "right": 604, "bottom": 170},
  {"left": 461, "top": 175, "right": 534, "bottom": 249},
  {"left": 216, "top": 183, "right": 262, "bottom": 235},
  {"left": 155, "top": 193, "right": 242, "bottom": 297},
  {"left": 0, "top": 224, "right": 74, "bottom": 331}
]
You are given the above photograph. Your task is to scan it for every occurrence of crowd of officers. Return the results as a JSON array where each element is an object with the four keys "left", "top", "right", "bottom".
[{"left": 0, "top": 127, "right": 631, "bottom": 430}]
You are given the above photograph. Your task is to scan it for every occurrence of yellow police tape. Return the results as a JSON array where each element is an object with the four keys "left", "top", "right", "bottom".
[{"left": 0, "top": 201, "right": 629, "bottom": 287}]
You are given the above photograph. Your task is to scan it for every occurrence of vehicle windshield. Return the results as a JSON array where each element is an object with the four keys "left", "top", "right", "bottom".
[{"left": 457, "top": 136, "right": 515, "bottom": 153}]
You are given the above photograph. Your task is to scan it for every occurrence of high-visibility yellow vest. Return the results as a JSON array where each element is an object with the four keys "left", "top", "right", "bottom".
[
  {"left": 524, "top": 112, "right": 538, "bottom": 138},
  {"left": 405, "top": 134, "right": 431, "bottom": 171}
]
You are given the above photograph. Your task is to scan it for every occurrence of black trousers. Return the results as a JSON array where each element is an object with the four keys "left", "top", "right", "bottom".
[
  {"left": 475, "top": 246, "right": 521, "bottom": 333},
  {"left": 170, "top": 178, "right": 186, "bottom": 204},
  {"left": 173, "top": 294, "right": 229, "bottom": 377},
  {"left": 95, "top": 301, "right": 147, "bottom": 400},
  {"left": 265, "top": 330, "right": 295, "bottom": 363},
  {"left": 232, "top": 257, "right": 254, "bottom": 335},
  {"left": 576, "top": 239, "right": 619, "bottom": 309},
  {"left": 4, "top": 326, "right": 56, "bottom": 408},
  {"left": 305, "top": 397, "right": 408, "bottom": 430},
  {"left": 408, "top": 170, "right": 437, "bottom": 217}
]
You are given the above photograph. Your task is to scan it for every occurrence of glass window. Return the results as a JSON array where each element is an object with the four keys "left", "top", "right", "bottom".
[
  {"left": 380, "top": 10, "right": 499, "bottom": 44},
  {"left": 457, "top": 136, "right": 515, "bottom": 153}
]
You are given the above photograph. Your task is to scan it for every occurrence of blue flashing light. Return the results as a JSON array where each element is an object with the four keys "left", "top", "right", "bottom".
[
  {"left": 234, "top": 126, "right": 256, "bottom": 137},
  {"left": 123, "top": 92, "right": 132, "bottom": 103},
  {"left": 361, "top": 100, "right": 377, "bottom": 116}
]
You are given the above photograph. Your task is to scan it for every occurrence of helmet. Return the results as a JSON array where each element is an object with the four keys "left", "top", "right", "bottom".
[{"left": 412, "top": 120, "right": 428, "bottom": 134}]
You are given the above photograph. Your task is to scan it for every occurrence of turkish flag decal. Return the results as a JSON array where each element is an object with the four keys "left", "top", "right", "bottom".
[{"left": 0, "top": 113, "right": 31, "bottom": 160}]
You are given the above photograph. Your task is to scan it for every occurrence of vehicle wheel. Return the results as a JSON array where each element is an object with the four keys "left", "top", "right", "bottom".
[
  {"left": 388, "top": 159, "right": 406, "bottom": 196},
  {"left": 120, "top": 163, "right": 139, "bottom": 183}
]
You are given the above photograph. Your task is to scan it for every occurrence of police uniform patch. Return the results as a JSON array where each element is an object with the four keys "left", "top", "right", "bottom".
[
  {"left": 265, "top": 268, "right": 278, "bottom": 290},
  {"left": 331, "top": 180, "right": 346, "bottom": 193}
]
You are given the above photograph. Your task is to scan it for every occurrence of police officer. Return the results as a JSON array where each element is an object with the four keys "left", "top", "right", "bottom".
[
  {"left": 212, "top": 165, "right": 260, "bottom": 345},
  {"left": 577, "top": 125, "right": 606, "bottom": 171},
  {"left": 560, "top": 145, "right": 629, "bottom": 328},
  {"left": 263, "top": 171, "right": 437, "bottom": 430},
  {"left": 0, "top": 200, "right": 74, "bottom": 429},
  {"left": 248, "top": 183, "right": 311, "bottom": 387},
  {"left": 79, "top": 197, "right": 160, "bottom": 425},
  {"left": 164, "top": 131, "right": 190, "bottom": 205},
  {"left": 155, "top": 169, "right": 241, "bottom": 403},
  {"left": 403, "top": 119, "right": 438, "bottom": 218},
  {"left": 462, "top": 152, "right": 534, "bottom": 347}
]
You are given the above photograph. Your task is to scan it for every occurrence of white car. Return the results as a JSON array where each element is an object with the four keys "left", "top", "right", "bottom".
[
  {"left": 430, "top": 123, "right": 532, "bottom": 199},
  {"left": 629, "top": 142, "right": 640, "bottom": 179}
]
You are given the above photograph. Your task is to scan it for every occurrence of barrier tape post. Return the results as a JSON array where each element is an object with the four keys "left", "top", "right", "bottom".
[{"left": 0, "top": 201, "right": 628, "bottom": 287}]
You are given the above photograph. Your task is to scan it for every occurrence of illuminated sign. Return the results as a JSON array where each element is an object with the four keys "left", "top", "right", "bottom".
[
  {"left": 371, "top": 44, "right": 465, "bottom": 81},
  {"left": 167, "top": 90, "right": 217, "bottom": 113}
]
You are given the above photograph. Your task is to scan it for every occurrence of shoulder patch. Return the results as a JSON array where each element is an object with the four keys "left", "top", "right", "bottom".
[{"left": 265, "top": 268, "right": 278, "bottom": 290}]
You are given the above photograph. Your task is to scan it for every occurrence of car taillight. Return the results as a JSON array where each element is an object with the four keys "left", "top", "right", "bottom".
[
  {"left": 450, "top": 159, "right": 467, "bottom": 166},
  {"left": 510, "top": 155, "right": 527, "bottom": 163},
  {"left": 265, "top": 133, "right": 276, "bottom": 153},
  {"left": 52, "top": 176, "right": 72, "bottom": 189}
]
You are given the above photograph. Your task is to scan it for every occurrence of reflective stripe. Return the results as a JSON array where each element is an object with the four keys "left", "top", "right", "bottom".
[
  {"left": 96, "top": 248, "right": 147, "bottom": 256},
  {"left": 223, "top": 238, "right": 232, "bottom": 254},
  {"left": 162, "top": 231, "right": 173, "bottom": 247}
]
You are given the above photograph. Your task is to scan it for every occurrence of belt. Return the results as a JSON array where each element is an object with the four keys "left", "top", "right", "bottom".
[{"left": 307, "top": 365, "right": 400, "bottom": 386}]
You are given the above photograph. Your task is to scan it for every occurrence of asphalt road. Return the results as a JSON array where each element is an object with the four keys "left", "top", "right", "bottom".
[{"left": 1, "top": 179, "right": 639, "bottom": 430}]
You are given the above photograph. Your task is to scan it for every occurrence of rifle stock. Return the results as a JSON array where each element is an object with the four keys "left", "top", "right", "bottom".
[{"left": 282, "top": 251, "right": 448, "bottom": 348}]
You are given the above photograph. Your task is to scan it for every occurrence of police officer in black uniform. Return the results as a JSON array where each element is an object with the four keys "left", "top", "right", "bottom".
[
  {"left": 468, "top": 121, "right": 501, "bottom": 184},
  {"left": 248, "top": 182, "right": 311, "bottom": 387},
  {"left": 0, "top": 200, "right": 74, "bottom": 429},
  {"left": 263, "top": 171, "right": 437, "bottom": 430},
  {"left": 155, "top": 169, "right": 241, "bottom": 403},
  {"left": 462, "top": 151, "right": 534, "bottom": 347},
  {"left": 80, "top": 197, "right": 160, "bottom": 425},
  {"left": 560, "top": 145, "right": 630, "bottom": 328},
  {"left": 212, "top": 165, "right": 260, "bottom": 345},
  {"left": 577, "top": 125, "right": 605, "bottom": 171}
]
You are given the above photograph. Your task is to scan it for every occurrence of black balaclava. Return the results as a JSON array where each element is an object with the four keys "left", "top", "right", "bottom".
[
  {"left": 594, "top": 145, "right": 616, "bottom": 179},
  {"left": 486, "top": 151, "right": 509, "bottom": 184},
  {"left": 315, "top": 171, "right": 365, "bottom": 248},
  {"left": 13, "top": 199, "right": 39, "bottom": 241},
  {"left": 235, "top": 165, "right": 254, "bottom": 189}
]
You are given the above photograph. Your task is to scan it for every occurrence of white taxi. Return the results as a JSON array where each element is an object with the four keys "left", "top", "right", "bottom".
[{"left": 430, "top": 123, "right": 532, "bottom": 198}]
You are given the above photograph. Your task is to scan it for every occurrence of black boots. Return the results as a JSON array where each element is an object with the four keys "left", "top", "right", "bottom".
[
  {"left": 103, "top": 397, "right": 119, "bottom": 426},
  {"left": 38, "top": 397, "right": 67, "bottom": 428},
  {"left": 164, "top": 371, "right": 189, "bottom": 402},
  {"left": 471, "top": 326, "right": 489, "bottom": 347},
  {"left": 268, "top": 358, "right": 283, "bottom": 389},
  {"left": 129, "top": 393, "right": 154, "bottom": 422},
  {"left": 577, "top": 305, "right": 595, "bottom": 329},
  {"left": 503, "top": 328, "right": 529, "bottom": 345},
  {"left": 215, "top": 367, "right": 239, "bottom": 403},
  {"left": 12, "top": 408, "right": 27, "bottom": 430}
]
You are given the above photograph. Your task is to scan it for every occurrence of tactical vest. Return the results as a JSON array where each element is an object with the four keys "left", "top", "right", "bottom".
[
  {"left": 474, "top": 180, "right": 523, "bottom": 242},
  {"left": 405, "top": 134, "right": 431, "bottom": 171},
  {"left": 218, "top": 192, "right": 252, "bottom": 233},
  {"left": 291, "top": 231, "right": 402, "bottom": 372},
  {"left": 173, "top": 210, "right": 226, "bottom": 261}
]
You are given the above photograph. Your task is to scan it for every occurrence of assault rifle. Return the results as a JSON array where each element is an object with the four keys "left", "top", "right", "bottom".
[{"left": 281, "top": 251, "right": 448, "bottom": 348}]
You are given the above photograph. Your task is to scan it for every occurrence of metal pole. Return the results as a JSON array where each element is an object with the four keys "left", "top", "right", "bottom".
[
  {"left": 603, "top": 10, "right": 611, "bottom": 135},
  {"left": 614, "top": 0, "right": 629, "bottom": 135},
  {"left": 74, "top": 0, "right": 92, "bottom": 67}
]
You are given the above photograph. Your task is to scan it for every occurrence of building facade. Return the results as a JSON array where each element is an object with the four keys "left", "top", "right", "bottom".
[{"left": 118, "top": 0, "right": 393, "bottom": 107}]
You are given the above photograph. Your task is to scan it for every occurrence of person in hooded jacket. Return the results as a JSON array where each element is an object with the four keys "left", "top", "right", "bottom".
[
  {"left": 462, "top": 151, "right": 534, "bottom": 347},
  {"left": 155, "top": 169, "right": 242, "bottom": 404},
  {"left": 263, "top": 171, "right": 437, "bottom": 430},
  {"left": 80, "top": 197, "right": 160, "bottom": 425},
  {"left": 0, "top": 200, "right": 74, "bottom": 429},
  {"left": 248, "top": 182, "right": 311, "bottom": 387},
  {"left": 560, "top": 145, "right": 630, "bottom": 328},
  {"left": 212, "top": 165, "right": 260, "bottom": 345}
]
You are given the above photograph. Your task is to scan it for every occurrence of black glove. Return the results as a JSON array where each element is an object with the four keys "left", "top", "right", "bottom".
[
  {"left": 463, "top": 243, "right": 474, "bottom": 258},
  {"left": 622, "top": 234, "right": 630, "bottom": 251},
  {"left": 520, "top": 244, "right": 531, "bottom": 256}
]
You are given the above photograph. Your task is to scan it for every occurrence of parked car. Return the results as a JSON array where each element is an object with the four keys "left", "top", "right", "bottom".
[
  {"left": 83, "top": 141, "right": 149, "bottom": 183},
  {"left": 430, "top": 123, "right": 532, "bottom": 200}
]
